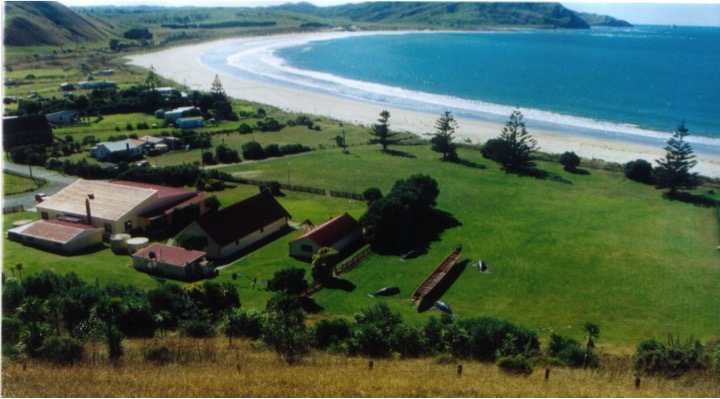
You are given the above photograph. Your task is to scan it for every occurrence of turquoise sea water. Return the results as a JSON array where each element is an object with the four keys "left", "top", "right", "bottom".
[{"left": 203, "top": 26, "right": 720, "bottom": 154}]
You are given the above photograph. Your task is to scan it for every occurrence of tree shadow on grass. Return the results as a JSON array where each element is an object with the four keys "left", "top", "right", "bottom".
[
  {"left": 416, "top": 259, "right": 468, "bottom": 313},
  {"left": 663, "top": 191, "right": 719, "bottom": 208},
  {"left": 509, "top": 167, "right": 573, "bottom": 185},
  {"left": 323, "top": 277, "right": 356, "bottom": 292},
  {"left": 565, "top": 167, "right": 591, "bottom": 175},
  {"left": 449, "top": 157, "right": 487, "bottom": 170},
  {"left": 383, "top": 149, "right": 416, "bottom": 158},
  {"left": 300, "top": 296, "right": 324, "bottom": 314},
  {"left": 374, "top": 208, "right": 463, "bottom": 257}
]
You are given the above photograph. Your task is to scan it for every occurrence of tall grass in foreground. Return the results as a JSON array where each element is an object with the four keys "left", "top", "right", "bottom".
[{"left": 2, "top": 337, "right": 718, "bottom": 397}]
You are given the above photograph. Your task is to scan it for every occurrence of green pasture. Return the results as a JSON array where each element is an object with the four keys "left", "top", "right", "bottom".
[
  {"left": 3, "top": 173, "right": 43, "bottom": 195},
  {"left": 3, "top": 142, "right": 719, "bottom": 344}
]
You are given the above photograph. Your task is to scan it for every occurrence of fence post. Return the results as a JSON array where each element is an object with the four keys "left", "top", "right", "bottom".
[
  {"left": 457, "top": 364, "right": 463, "bottom": 378},
  {"left": 545, "top": 368, "right": 550, "bottom": 381},
  {"left": 368, "top": 360, "right": 374, "bottom": 371},
  {"left": 635, "top": 377, "right": 641, "bottom": 389}
]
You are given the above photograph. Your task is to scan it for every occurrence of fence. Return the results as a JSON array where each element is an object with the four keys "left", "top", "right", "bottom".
[
  {"left": 3, "top": 169, "right": 47, "bottom": 196},
  {"left": 3, "top": 205, "right": 25, "bottom": 214},
  {"left": 303, "top": 245, "right": 373, "bottom": 297},
  {"left": 330, "top": 190, "right": 363, "bottom": 201}
]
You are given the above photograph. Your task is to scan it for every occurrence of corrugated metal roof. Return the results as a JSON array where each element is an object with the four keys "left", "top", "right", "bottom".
[
  {"left": 293, "top": 213, "right": 361, "bottom": 247},
  {"left": 96, "top": 139, "right": 139, "bottom": 153},
  {"left": 133, "top": 243, "right": 206, "bottom": 267},
  {"left": 37, "top": 179, "right": 157, "bottom": 221},
  {"left": 9, "top": 220, "right": 101, "bottom": 244}
]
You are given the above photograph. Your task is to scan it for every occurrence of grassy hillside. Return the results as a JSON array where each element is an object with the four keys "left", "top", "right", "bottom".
[
  {"left": 2, "top": 337, "right": 717, "bottom": 397},
  {"left": 3, "top": 1, "right": 113, "bottom": 46}
]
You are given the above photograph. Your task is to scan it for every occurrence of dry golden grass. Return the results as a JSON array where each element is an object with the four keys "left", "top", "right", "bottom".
[{"left": 2, "top": 337, "right": 718, "bottom": 397}]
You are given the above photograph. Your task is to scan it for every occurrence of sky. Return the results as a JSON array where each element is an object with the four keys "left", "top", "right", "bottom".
[{"left": 56, "top": 0, "right": 720, "bottom": 27}]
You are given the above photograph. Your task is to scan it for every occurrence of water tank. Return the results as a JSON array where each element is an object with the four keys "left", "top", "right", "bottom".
[
  {"left": 110, "top": 233, "right": 131, "bottom": 254},
  {"left": 126, "top": 237, "right": 149, "bottom": 254}
]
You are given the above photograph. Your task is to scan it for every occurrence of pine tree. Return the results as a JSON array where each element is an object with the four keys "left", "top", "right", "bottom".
[
  {"left": 430, "top": 110, "right": 459, "bottom": 160},
  {"left": 211, "top": 74, "right": 226, "bottom": 98},
  {"left": 654, "top": 120, "right": 699, "bottom": 195},
  {"left": 145, "top": 66, "right": 160, "bottom": 91},
  {"left": 369, "top": 110, "right": 398, "bottom": 152},
  {"left": 500, "top": 109, "right": 538, "bottom": 170}
]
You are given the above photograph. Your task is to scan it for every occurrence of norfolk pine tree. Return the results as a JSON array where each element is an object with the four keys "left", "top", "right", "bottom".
[
  {"left": 491, "top": 109, "right": 538, "bottom": 172},
  {"left": 369, "top": 110, "right": 399, "bottom": 151},
  {"left": 654, "top": 120, "right": 699, "bottom": 195},
  {"left": 431, "top": 110, "right": 459, "bottom": 160}
]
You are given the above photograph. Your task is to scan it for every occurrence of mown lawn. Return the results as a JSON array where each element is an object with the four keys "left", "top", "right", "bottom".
[
  {"left": 3, "top": 142, "right": 718, "bottom": 345},
  {"left": 3, "top": 173, "right": 43, "bottom": 195}
]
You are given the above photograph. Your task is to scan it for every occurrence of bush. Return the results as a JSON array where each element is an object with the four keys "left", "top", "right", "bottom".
[
  {"left": 179, "top": 319, "right": 216, "bottom": 338},
  {"left": 497, "top": 355, "right": 534, "bottom": 375},
  {"left": 2, "top": 317, "right": 22, "bottom": 345},
  {"left": 547, "top": 333, "right": 591, "bottom": 367},
  {"left": 237, "top": 123, "right": 253, "bottom": 134},
  {"left": 457, "top": 316, "right": 539, "bottom": 361},
  {"left": 349, "top": 324, "right": 391, "bottom": 357},
  {"left": 241, "top": 141, "right": 267, "bottom": 160},
  {"left": 362, "top": 187, "right": 383, "bottom": 203},
  {"left": 259, "top": 181, "right": 282, "bottom": 197},
  {"left": 267, "top": 267, "right": 309, "bottom": 296},
  {"left": 223, "top": 309, "right": 264, "bottom": 342},
  {"left": 559, "top": 151, "right": 581, "bottom": 171},
  {"left": 390, "top": 324, "right": 427, "bottom": 358},
  {"left": 40, "top": 336, "right": 84, "bottom": 365},
  {"left": 313, "top": 318, "right": 352, "bottom": 350},
  {"left": 634, "top": 336, "right": 707, "bottom": 377},
  {"left": 624, "top": 159, "right": 654, "bottom": 184},
  {"left": 144, "top": 345, "right": 172, "bottom": 365}
]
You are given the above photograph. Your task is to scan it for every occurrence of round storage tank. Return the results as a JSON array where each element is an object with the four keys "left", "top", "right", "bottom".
[
  {"left": 127, "top": 237, "right": 149, "bottom": 254},
  {"left": 110, "top": 233, "right": 131, "bottom": 254}
]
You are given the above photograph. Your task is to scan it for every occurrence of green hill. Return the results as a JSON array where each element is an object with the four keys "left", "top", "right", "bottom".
[
  {"left": 3, "top": 1, "right": 113, "bottom": 46},
  {"left": 272, "top": 1, "right": 592, "bottom": 29},
  {"left": 578, "top": 12, "right": 633, "bottom": 27}
]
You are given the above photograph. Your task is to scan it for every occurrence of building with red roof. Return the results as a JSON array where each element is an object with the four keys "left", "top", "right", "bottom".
[
  {"left": 7, "top": 219, "right": 104, "bottom": 254},
  {"left": 289, "top": 213, "right": 363, "bottom": 260},
  {"left": 132, "top": 243, "right": 214, "bottom": 281}
]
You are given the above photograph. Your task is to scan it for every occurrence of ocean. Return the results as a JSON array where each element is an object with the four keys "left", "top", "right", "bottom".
[{"left": 203, "top": 27, "right": 720, "bottom": 155}]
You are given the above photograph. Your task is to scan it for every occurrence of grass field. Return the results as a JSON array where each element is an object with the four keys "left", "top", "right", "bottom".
[
  {"left": 4, "top": 142, "right": 718, "bottom": 345},
  {"left": 2, "top": 173, "right": 43, "bottom": 195},
  {"left": 2, "top": 337, "right": 718, "bottom": 397}
]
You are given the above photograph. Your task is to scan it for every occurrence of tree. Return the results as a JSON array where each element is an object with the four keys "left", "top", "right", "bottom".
[
  {"left": 369, "top": 110, "right": 398, "bottom": 151},
  {"left": 559, "top": 151, "right": 581, "bottom": 172},
  {"left": 653, "top": 121, "right": 699, "bottom": 195},
  {"left": 311, "top": 247, "right": 339, "bottom": 283},
  {"left": 582, "top": 322, "right": 600, "bottom": 369},
  {"left": 482, "top": 109, "right": 539, "bottom": 172},
  {"left": 262, "top": 294, "right": 310, "bottom": 365},
  {"left": 211, "top": 74, "right": 226, "bottom": 98},
  {"left": 267, "top": 267, "right": 309, "bottom": 296},
  {"left": 145, "top": 65, "right": 160, "bottom": 91},
  {"left": 430, "top": 111, "right": 459, "bottom": 161},
  {"left": 362, "top": 187, "right": 383, "bottom": 204}
]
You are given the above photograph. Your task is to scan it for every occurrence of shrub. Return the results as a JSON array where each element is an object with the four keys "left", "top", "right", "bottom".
[
  {"left": 313, "top": 318, "right": 352, "bottom": 350},
  {"left": 179, "top": 319, "right": 216, "bottom": 338},
  {"left": 624, "top": 159, "right": 654, "bottom": 184},
  {"left": 547, "top": 333, "right": 590, "bottom": 367},
  {"left": 2, "top": 317, "right": 22, "bottom": 344},
  {"left": 362, "top": 187, "right": 383, "bottom": 203},
  {"left": 241, "top": 141, "right": 267, "bottom": 160},
  {"left": 497, "top": 355, "right": 534, "bottom": 375},
  {"left": 223, "top": 309, "right": 263, "bottom": 342},
  {"left": 40, "top": 336, "right": 84, "bottom": 365},
  {"left": 559, "top": 151, "right": 581, "bottom": 171},
  {"left": 267, "top": 267, "right": 309, "bottom": 296},
  {"left": 634, "top": 335, "right": 707, "bottom": 377},
  {"left": 259, "top": 181, "right": 282, "bottom": 197},
  {"left": 349, "top": 324, "right": 391, "bottom": 358},
  {"left": 457, "top": 316, "right": 539, "bottom": 361},
  {"left": 390, "top": 323, "right": 427, "bottom": 358},
  {"left": 237, "top": 123, "right": 253, "bottom": 134},
  {"left": 144, "top": 345, "right": 172, "bottom": 365}
]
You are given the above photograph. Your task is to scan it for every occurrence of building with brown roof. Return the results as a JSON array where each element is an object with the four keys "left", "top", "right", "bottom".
[
  {"left": 289, "top": 213, "right": 363, "bottom": 260},
  {"left": 37, "top": 179, "right": 211, "bottom": 235},
  {"left": 7, "top": 219, "right": 103, "bottom": 254},
  {"left": 176, "top": 193, "right": 291, "bottom": 259},
  {"left": 132, "top": 243, "right": 215, "bottom": 281}
]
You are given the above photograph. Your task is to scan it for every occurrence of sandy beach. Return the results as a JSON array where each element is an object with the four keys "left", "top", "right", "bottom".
[{"left": 126, "top": 32, "right": 720, "bottom": 177}]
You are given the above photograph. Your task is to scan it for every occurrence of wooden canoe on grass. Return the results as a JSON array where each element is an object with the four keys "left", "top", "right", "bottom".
[{"left": 410, "top": 250, "right": 462, "bottom": 306}]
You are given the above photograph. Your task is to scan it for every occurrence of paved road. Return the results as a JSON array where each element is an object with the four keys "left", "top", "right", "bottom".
[{"left": 3, "top": 160, "right": 77, "bottom": 210}]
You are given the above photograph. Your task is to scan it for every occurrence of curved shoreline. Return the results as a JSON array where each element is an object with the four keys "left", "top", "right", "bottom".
[{"left": 126, "top": 32, "right": 720, "bottom": 178}]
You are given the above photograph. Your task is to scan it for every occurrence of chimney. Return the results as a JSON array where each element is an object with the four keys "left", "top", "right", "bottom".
[{"left": 85, "top": 197, "right": 92, "bottom": 225}]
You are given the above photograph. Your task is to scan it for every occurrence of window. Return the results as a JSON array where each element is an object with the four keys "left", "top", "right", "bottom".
[
  {"left": 301, "top": 245, "right": 313, "bottom": 252},
  {"left": 41, "top": 212, "right": 49, "bottom": 220},
  {"left": 104, "top": 223, "right": 112, "bottom": 233},
  {"left": 124, "top": 220, "right": 132, "bottom": 232}
]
